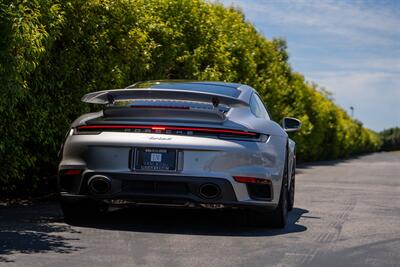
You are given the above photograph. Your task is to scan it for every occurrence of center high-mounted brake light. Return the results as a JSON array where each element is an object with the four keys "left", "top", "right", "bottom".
[
  {"left": 129, "top": 105, "right": 190, "bottom": 109},
  {"left": 77, "top": 125, "right": 257, "bottom": 136},
  {"left": 62, "top": 169, "right": 82, "bottom": 175},
  {"left": 151, "top": 127, "right": 166, "bottom": 131}
]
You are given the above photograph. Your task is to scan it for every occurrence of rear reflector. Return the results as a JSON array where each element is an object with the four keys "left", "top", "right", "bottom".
[
  {"left": 77, "top": 125, "right": 257, "bottom": 136},
  {"left": 62, "top": 169, "right": 82, "bottom": 175},
  {"left": 233, "top": 176, "right": 271, "bottom": 184}
]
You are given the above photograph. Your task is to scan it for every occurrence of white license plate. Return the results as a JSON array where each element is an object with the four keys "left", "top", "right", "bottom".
[{"left": 134, "top": 148, "right": 177, "bottom": 171}]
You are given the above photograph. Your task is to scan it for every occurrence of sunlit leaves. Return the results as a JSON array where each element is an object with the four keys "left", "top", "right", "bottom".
[{"left": 0, "top": 0, "right": 381, "bottom": 193}]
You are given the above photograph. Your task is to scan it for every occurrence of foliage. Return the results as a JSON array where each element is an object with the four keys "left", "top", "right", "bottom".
[
  {"left": 380, "top": 128, "right": 400, "bottom": 151},
  {"left": 0, "top": 0, "right": 381, "bottom": 193}
]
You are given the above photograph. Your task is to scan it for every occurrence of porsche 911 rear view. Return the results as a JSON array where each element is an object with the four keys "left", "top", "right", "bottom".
[{"left": 58, "top": 80, "right": 301, "bottom": 228}]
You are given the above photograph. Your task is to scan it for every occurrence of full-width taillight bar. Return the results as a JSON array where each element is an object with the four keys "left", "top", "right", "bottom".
[{"left": 77, "top": 125, "right": 257, "bottom": 136}]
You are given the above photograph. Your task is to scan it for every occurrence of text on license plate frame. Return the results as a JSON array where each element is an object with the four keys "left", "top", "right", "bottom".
[{"left": 134, "top": 148, "right": 178, "bottom": 172}]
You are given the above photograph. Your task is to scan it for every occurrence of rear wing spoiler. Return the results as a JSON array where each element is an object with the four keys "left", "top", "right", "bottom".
[{"left": 81, "top": 88, "right": 249, "bottom": 107}]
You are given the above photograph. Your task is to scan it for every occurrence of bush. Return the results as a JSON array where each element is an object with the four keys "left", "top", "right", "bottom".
[{"left": 0, "top": 0, "right": 381, "bottom": 193}]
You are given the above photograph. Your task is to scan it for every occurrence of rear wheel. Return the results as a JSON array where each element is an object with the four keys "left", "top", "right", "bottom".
[
  {"left": 288, "top": 161, "right": 296, "bottom": 211},
  {"left": 266, "top": 179, "right": 288, "bottom": 228},
  {"left": 246, "top": 154, "right": 289, "bottom": 228},
  {"left": 60, "top": 199, "right": 104, "bottom": 219}
]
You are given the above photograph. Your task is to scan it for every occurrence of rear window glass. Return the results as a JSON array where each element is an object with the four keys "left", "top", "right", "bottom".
[
  {"left": 250, "top": 93, "right": 270, "bottom": 119},
  {"left": 128, "top": 81, "right": 240, "bottom": 98}
]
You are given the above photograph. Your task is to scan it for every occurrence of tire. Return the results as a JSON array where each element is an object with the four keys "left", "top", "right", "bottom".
[
  {"left": 266, "top": 177, "right": 288, "bottom": 228},
  {"left": 288, "top": 161, "right": 296, "bottom": 211},
  {"left": 60, "top": 199, "right": 103, "bottom": 219},
  {"left": 245, "top": 153, "right": 289, "bottom": 228}
]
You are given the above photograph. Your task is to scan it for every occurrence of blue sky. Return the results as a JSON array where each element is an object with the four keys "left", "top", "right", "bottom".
[{"left": 220, "top": 0, "right": 400, "bottom": 131}]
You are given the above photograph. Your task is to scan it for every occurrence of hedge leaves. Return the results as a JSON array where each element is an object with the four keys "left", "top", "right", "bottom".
[{"left": 0, "top": 0, "right": 381, "bottom": 193}]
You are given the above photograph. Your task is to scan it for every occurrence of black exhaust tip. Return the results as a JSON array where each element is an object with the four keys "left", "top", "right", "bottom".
[
  {"left": 88, "top": 175, "right": 111, "bottom": 195},
  {"left": 199, "top": 183, "right": 221, "bottom": 199}
]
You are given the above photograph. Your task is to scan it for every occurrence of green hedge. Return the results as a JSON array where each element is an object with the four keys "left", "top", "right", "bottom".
[{"left": 0, "top": 0, "right": 381, "bottom": 193}]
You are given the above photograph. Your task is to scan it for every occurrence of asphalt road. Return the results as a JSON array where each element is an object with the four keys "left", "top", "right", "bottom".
[{"left": 1, "top": 152, "right": 400, "bottom": 267}]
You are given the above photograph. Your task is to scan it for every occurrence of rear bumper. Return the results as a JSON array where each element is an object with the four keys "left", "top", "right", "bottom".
[
  {"left": 59, "top": 172, "right": 278, "bottom": 210},
  {"left": 60, "top": 132, "right": 287, "bottom": 201},
  {"left": 59, "top": 131, "right": 287, "bottom": 207}
]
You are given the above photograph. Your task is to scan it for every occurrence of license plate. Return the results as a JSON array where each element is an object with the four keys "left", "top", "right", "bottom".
[{"left": 134, "top": 148, "right": 177, "bottom": 171}]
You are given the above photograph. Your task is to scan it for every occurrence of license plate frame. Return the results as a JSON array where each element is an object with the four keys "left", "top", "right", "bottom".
[{"left": 133, "top": 148, "right": 178, "bottom": 172}]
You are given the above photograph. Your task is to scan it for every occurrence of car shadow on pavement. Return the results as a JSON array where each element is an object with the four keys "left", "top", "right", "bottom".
[
  {"left": 0, "top": 203, "right": 83, "bottom": 263},
  {"left": 67, "top": 206, "right": 309, "bottom": 237}
]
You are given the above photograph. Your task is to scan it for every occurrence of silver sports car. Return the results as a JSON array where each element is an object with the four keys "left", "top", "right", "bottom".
[{"left": 58, "top": 80, "right": 301, "bottom": 228}]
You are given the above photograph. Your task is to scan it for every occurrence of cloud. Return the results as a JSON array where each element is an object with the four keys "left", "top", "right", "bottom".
[
  {"left": 309, "top": 71, "right": 398, "bottom": 96},
  {"left": 295, "top": 55, "right": 400, "bottom": 74},
  {"left": 306, "top": 71, "right": 400, "bottom": 130},
  {"left": 219, "top": 0, "right": 400, "bottom": 130},
  {"left": 221, "top": 0, "right": 400, "bottom": 47}
]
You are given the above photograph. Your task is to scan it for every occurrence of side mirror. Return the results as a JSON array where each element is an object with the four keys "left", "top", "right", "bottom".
[{"left": 282, "top": 117, "right": 301, "bottom": 132}]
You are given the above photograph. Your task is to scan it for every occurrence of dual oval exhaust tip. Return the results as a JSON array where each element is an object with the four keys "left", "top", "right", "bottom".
[
  {"left": 88, "top": 175, "right": 111, "bottom": 195},
  {"left": 199, "top": 183, "right": 221, "bottom": 199}
]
